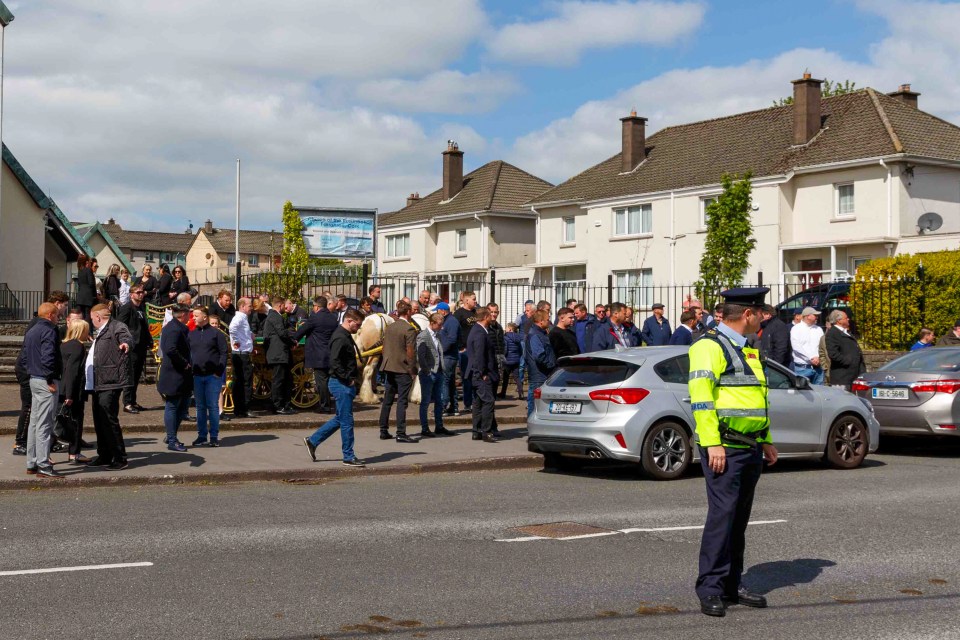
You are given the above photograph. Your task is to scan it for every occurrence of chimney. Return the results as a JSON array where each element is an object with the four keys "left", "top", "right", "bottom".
[
  {"left": 620, "top": 110, "right": 647, "bottom": 173},
  {"left": 406, "top": 192, "right": 420, "bottom": 207},
  {"left": 107, "top": 217, "right": 115, "bottom": 225},
  {"left": 204, "top": 219, "right": 214, "bottom": 234},
  {"left": 442, "top": 141, "right": 464, "bottom": 201},
  {"left": 888, "top": 84, "right": 920, "bottom": 109},
  {"left": 791, "top": 72, "right": 823, "bottom": 145}
]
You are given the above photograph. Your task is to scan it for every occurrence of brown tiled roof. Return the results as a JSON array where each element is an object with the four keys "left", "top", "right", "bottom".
[
  {"left": 201, "top": 227, "right": 280, "bottom": 256},
  {"left": 529, "top": 89, "right": 960, "bottom": 206},
  {"left": 101, "top": 222, "right": 196, "bottom": 253},
  {"left": 379, "top": 160, "right": 553, "bottom": 227}
]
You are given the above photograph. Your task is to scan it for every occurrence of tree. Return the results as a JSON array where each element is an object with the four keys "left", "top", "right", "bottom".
[
  {"left": 695, "top": 172, "right": 756, "bottom": 310},
  {"left": 774, "top": 78, "right": 857, "bottom": 106},
  {"left": 280, "top": 200, "right": 309, "bottom": 273}
]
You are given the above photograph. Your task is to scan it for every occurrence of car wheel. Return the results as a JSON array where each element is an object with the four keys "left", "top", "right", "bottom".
[
  {"left": 641, "top": 422, "right": 691, "bottom": 480},
  {"left": 825, "top": 415, "right": 868, "bottom": 469},
  {"left": 543, "top": 452, "right": 582, "bottom": 472}
]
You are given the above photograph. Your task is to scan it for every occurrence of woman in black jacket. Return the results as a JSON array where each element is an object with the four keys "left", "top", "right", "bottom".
[
  {"left": 75, "top": 255, "right": 98, "bottom": 324},
  {"left": 170, "top": 265, "right": 191, "bottom": 301},
  {"left": 60, "top": 319, "right": 91, "bottom": 463},
  {"left": 103, "top": 264, "right": 122, "bottom": 311},
  {"left": 156, "top": 264, "right": 173, "bottom": 305},
  {"left": 137, "top": 264, "right": 158, "bottom": 302}
]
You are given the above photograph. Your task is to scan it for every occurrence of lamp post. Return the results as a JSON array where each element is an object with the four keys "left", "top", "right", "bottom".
[{"left": 0, "top": 3, "right": 14, "bottom": 285}]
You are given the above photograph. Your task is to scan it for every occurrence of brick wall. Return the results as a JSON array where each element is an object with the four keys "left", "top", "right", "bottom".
[{"left": 863, "top": 350, "right": 903, "bottom": 372}]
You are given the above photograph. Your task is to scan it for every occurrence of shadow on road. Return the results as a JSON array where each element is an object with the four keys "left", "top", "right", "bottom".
[
  {"left": 358, "top": 451, "right": 427, "bottom": 464},
  {"left": 126, "top": 451, "right": 207, "bottom": 469},
  {"left": 217, "top": 433, "right": 278, "bottom": 447},
  {"left": 742, "top": 558, "right": 837, "bottom": 595},
  {"left": 878, "top": 436, "right": 960, "bottom": 458}
]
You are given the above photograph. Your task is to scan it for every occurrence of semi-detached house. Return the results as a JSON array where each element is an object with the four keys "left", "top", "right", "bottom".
[
  {"left": 527, "top": 75, "right": 960, "bottom": 310},
  {"left": 376, "top": 142, "right": 552, "bottom": 303}
]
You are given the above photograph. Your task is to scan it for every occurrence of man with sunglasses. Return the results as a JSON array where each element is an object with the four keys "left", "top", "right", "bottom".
[{"left": 117, "top": 285, "right": 153, "bottom": 414}]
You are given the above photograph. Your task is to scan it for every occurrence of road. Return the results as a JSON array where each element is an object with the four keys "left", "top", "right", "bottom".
[{"left": 1, "top": 438, "right": 959, "bottom": 639}]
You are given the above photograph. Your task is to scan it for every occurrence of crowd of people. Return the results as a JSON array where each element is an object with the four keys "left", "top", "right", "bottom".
[{"left": 13, "top": 257, "right": 960, "bottom": 477}]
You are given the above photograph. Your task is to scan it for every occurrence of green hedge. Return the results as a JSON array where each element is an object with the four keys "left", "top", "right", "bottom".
[{"left": 850, "top": 250, "right": 960, "bottom": 349}]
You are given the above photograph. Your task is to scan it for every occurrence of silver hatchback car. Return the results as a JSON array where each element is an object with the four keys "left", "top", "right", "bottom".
[{"left": 527, "top": 346, "right": 880, "bottom": 480}]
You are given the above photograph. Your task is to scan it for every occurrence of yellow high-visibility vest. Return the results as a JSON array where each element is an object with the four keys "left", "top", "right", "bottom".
[{"left": 688, "top": 328, "right": 771, "bottom": 448}]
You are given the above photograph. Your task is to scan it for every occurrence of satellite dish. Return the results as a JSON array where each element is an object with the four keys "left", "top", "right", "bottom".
[{"left": 917, "top": 212, "right": 943, "bottom": 234}]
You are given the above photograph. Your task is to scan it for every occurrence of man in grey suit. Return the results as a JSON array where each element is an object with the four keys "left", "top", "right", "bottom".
[{"left": 416, "top": 313, "right": 455, "bottom": 438}]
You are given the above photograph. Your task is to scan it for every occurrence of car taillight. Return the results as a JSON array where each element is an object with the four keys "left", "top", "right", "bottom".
[
  {"left": 533, "top": 387, "right": 541, "bottom": 399},
  {"left": 588, "top": 388, "right": 650, "bottom": 404},
  {"left": 911, "top": 380, "right": 960, "bottom": 394},
  {"left": 615, "top": 432, "right": 627, "bottom": 448},
  {"left": 851, "top": 379, "right": 870, "bottom": 392},
  {"left": 938, "top": 424, "right": 957, "bottom": 430}
]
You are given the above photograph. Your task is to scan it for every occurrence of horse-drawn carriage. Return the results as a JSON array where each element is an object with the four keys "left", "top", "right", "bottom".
[{"left": 145, "top": 303, "right": 409, "bottom": 411}]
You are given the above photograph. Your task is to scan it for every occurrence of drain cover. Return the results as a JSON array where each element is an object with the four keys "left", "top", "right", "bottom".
[{"left": 510, "top": 521, "right": 614, "bottom": 539}]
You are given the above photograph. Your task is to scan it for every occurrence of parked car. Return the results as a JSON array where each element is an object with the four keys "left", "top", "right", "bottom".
[
  {"left": 527, "top": 346, "right": 880, "bottom": 480},
  {"left": 776, "top": 281, "right": 853, "bottom": 330},
  {"left": 852, "top": 347, "right": 960, "bottom": 436}
]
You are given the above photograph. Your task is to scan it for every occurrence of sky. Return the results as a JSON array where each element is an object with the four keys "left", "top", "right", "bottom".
[{"left": 3, "top": 0, "right": 960, "bottom": 233}]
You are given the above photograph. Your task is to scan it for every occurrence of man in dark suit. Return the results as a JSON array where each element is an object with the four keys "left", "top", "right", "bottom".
[
  {"left": 294, "top": 295, "right": 339, "bottom": 413},
  {"left": 825, "top": 310, "right": 865, "bottom": 390},
  {"left": 378, "top": 301, "right": 419, "bottom": 442},
  {"left": 264, "top": 296, "right": 297, "bottom": 414},
  {"left": 285, "top": 298, "right": 309, "bottom": 331},
  {"left": 208, "top": 289, "right": 236, "bottom": 328},
  {"left": 466, "top": 308, "right": 499, "bottom": 442},
  {"left": 117, "top": 284, "right": 153, "bottom": 414},
  {"left": 759, "top": 305, "right": 792, "bottom": 368},
  {"left": 669, "top": 310, "right": 697, "bottom": 345},
  {"left": 158, "top": 304, "right": 193, "bottom": 451}
]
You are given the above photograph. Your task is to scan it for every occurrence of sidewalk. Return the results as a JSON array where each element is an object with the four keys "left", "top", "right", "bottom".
[{"left": 0, "top": 384, "right": 539, "bottom": 489}]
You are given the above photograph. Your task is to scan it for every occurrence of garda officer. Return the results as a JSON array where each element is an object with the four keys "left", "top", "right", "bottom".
[{"left": 688, "top": 287, "right": 779, "bottom": 617}]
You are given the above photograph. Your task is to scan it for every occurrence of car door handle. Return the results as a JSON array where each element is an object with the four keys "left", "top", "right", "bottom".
[{"left": 682, "top": 397, "right": 691, "bottom": 402}]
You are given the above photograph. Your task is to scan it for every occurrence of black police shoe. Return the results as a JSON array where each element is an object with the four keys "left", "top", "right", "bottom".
[
  {"left": 723, "top": 588, "right": 767, "bottom": 608},
  {"left": 700, "top": 595, "right": 725, "bottom": 617}
]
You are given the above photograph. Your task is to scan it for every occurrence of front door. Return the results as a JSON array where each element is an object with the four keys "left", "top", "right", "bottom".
[{"left": 799, "top": 259, "right": 823, "bottom": 286}]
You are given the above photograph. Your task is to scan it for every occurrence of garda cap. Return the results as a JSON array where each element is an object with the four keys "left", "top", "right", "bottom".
[{"left": 719, "top": 287, "right": 769, "bottom": 307}]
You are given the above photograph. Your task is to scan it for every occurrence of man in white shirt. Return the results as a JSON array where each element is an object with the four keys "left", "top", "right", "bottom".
[
  {"left": 790, "top": 306, "right": 825, "bottom": 384},
  {"left": 229, "top": 297, "right": 256, "bottom": 418}
]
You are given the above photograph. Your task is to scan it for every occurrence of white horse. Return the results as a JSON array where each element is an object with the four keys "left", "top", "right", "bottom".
[
  {"left": 408, "top": 313, "right": 430, "bottom": 404},
  {"left": 354, "top": 313, "right": 393, "bottom": 404}
]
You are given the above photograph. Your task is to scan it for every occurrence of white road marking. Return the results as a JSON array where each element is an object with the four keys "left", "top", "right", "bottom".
[
  {"left": 495, "top": 519, "right": 788, "bottom": 543},
  {"left": 0, "top": 562, "right": 154, "bottom": 577}
]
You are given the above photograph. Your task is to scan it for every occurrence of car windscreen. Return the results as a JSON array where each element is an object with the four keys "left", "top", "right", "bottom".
[
  {"left": 546, "top": 358, "right": 641, "bottom": 387},
  {"left": 880, "top": 349, "right": 960, "bottom": 373}
]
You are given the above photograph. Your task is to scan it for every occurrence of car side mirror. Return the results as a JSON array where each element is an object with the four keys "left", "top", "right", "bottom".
[{"left": 794, "top": 376, "right": 811, "bottom": 390}]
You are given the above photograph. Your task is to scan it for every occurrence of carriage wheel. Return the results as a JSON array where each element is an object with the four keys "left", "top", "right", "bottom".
[
  {"left": 222, "top": 378, "right": 235, "bottom": 415},
  {"left": 290, "top": 362, "right": 319, "bottom": 409},
  {"left": 252, "top": 363, "right": 272, "bottom": 400}
]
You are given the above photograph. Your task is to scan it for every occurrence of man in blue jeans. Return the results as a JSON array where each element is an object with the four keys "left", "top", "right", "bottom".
[
  {"left": 189, "top": 307, "right": 228, "bottom": 447},
  {"left": 416, "top": 313, "right": 455, "bottom": 437},
  {"left": 436, "top": 302, "right": 461, "bottom": 416},
  {"left": 304, "top": 309, "right": 366, "bottom": 467}
]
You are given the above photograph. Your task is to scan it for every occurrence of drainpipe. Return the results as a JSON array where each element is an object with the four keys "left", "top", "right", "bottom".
[
  {"left": 879, "top": 159, "right": 893, "bottom": 239},
  {"left": 668, "top": 192, "right": 676, "bottom": 288}
]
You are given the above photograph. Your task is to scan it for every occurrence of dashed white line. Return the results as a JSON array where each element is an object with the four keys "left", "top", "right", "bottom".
[
  {"left": 0, "top": 562, "right": 154, "bottom": 577},
  {"left": 495, "top": 519, "right": 788, "bottom": 542}
]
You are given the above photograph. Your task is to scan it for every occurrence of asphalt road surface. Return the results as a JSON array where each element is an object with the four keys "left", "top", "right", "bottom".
[{"left": 1, "top": 437, "right": 959, "bottom": 640}]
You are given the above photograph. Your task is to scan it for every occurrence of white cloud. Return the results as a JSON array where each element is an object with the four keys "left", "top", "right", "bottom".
[
  {"left": 2, "top": 0, "right": 492, "bottom": 231},
  {"left": 508, "top": 1, "right": 960, "bottom": 184},
  {"left": 487, "top": 0, "right": 706, "bottom": 65},
  {"left": 355, "top": 70, "right": 521, "bottom": 114}
]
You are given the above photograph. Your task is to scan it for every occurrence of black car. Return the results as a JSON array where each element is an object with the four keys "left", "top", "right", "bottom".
[{"left": 776, "top": 282, "right": 855, "bottom": 331}]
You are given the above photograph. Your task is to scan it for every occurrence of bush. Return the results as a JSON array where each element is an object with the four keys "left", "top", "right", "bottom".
[{"left": 850, "top": 250, "right": 960, "bottom": 349}]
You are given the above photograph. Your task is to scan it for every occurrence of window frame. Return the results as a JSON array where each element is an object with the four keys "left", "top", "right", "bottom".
[
  {"left": 385, "top": 233, "right": 411, "bottom": 259},
  {"left": 612, "top": 268, "right": 654, "bottom": 308},
  {"left": 612, "top": 204, "right": 652, "bottom": 239},
  {"left": 144, "top": 252, "right": 154, "bottom": 263},
  {"left": 700, "top": 196, "right": 718, "bottom": 230},
  {"left": 455, "top": 229, "right": 467, "bottom": 256},
  {"left": 850, "top": 256, "right": 870, "bottom": 274},
  {"left": 835, "top": 182, "right": 855, "bottom": 218},
  {"left": 562, "top": 217, "right": 576, "bottom": 245},
  {"left": 227, "top": 254, "right": 236, "bottom": 266},
  {"left": 247, "top": 254, "right": 260, "bottom": 267}
]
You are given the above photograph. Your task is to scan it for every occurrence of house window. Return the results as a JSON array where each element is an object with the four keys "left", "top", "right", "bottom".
[
  {"left": 613, "top": 204, "right": 652, "bottom": 237},
  {"left": 227, "top": 254, "right": 236, "bottom": 266},
  {"left": 850, "top": 256, "right": 870, "bottom": 274},
  {"left": 247, "top": 254, "right": 259, "bottom": 267},
  {"left": 144, "top": 252, "right": 154, "bottom": 262},
  {"left": 456, "top": 229, "right": 467, "bottom": 254},
  {"left": 613, "top": 268, "right": 654, "bottom": 308},
  {"left": 700, "top": 197, "right": 718, "bottom": 229},
  {"left": 161, "top": 252, "right": 174, "bottom": 263},
  {"left": 563, "top": 217, "right": 576, "bottom": 244},
  {"left": 836, "top": 183, "right": 855, "bottom": 217},
  {"left": 402, "top": 283, "right": 417, "bottom": 300},
  {"left": 386, "top": 233, "right": 410, "bottom": 258}
]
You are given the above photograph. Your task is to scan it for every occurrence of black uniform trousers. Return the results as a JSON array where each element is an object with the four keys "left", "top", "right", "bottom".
[
  {"left": 66, "top": 393, "right": 87, "bottom": 456},
  {"left": 379, "top": 372, "right": 412, "bottom": 436},
  {"left": 271, "top": 363, "right": 291, "bottom": 411},
  {"left": 123, "top": 348, "right": 148, "bottom": 408},
  {"left": 15, "top": 371, "right": 31, "bottom": 447},
  {"left": 471, "top": 374, "right": 496, "bottom": 436},
  {"left": 696, "top": 444, "right": 764, "bottom": 599},
  {"left": 93, "top": 389, "right": 127, "bottom": 464},
  {"left": 232, "top": 352, "right": 253, "bottom": 415},
  {"left": 312, "top": 367, "right": 331, "bottom": 410}
]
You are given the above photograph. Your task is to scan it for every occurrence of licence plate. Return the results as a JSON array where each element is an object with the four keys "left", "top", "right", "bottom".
[
  {"left": 549, "top": 401, "right": 582, "bottom": 415},
  {"left": 872, "top": 388, "right": 909, "bottom": 400}
]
